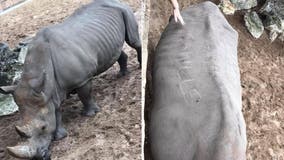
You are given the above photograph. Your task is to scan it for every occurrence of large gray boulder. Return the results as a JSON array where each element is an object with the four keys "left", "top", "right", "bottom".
[{"left": 150, "top": 2, "right": 247, "bottom": 160}]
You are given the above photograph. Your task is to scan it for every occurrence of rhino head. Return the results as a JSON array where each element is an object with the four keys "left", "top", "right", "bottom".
[{"left": 0, "top": 72, "right": 56, "bottom": 160}]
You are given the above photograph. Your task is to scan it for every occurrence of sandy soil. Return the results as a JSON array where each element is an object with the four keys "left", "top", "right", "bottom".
[
  {"left": 145, "top": 0, "right": 284, "bottom": 160},
  {"left": 0, "top": 0, "right": 24, "bottom": 11},
  {"left": 0, "top": 0, "right": 142, "bottom": 159}
]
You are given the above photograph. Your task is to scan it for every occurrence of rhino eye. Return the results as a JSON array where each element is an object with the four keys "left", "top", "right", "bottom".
[
  {"left": 31, "top": 90, "right": 41, "bottom": 97},
  {"left": 41, "top": 125, "right": 46, "bottom": 131}
]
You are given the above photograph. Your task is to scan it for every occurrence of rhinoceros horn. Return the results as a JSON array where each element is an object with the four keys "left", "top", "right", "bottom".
[
  {"left": 15, "top": 125, "right": 32, "bottom": 138},
  {"left": 0, "top": 85, "right": 17, "bottom": 94},
  {"left": 7, "top": 144, "right": 37, "bottom": 159}
]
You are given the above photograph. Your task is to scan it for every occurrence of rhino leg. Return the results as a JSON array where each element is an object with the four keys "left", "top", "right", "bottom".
[
  {"left": 117, "top": 51, "right": 130, "bottom": 77},
  {"left": 126, "top": 42, "right": 141, "bottom": 69},
  {"left": 54, "top": 108, "right": 67, "bottom": 141},
  {"left": 76, "top": 80, "right": 100, "bottom": 116},
  {"left": 135, "top": 46, "right": 141, "bottom": 69}
]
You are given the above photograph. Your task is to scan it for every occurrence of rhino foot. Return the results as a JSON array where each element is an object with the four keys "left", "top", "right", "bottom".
[
  {"left": 54, "top": 127, "right": 67, "bottom": 141},
  {"left": 81, "top": 104, "right": 101, "bottom": 117},
  {"left": 117, "top": 70, "right": 130, "bottom": 78}
]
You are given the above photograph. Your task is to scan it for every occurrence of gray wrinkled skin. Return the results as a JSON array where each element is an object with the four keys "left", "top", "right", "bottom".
[
  {"left": 150, "top": 2, "right": 246, "bottom": 160},
  {"left": 0, "top": 0, "right": 141, "bottom": 159}
]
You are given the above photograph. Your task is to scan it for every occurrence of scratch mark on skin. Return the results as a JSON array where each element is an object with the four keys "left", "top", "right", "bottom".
[
  {"left": 178, "top": 67, "right": 193, "bottom": 81},
  {"left": 177, "top": 64, "right": 202, "bottom": 104},
  {"left": 189, "top": 89, "right": 201, "bottom": 103}
]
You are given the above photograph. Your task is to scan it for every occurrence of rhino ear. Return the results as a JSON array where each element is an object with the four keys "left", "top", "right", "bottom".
[{"left": 0, "top": 85, "right": 17, "bottom": 94}]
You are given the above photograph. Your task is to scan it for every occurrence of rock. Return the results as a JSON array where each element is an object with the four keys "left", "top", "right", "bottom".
[
  {"left": 259, "top": 0, "right": 284, "bottom": 41},
  {"left": 0, "top": 43, "right": 9, "bottom": 53},
  {"left": 0, "top": 43, "right": 19, "bottom": 86},
  {"left": 279, "top": 33, "right": 284, "bottom": 41},
  {"left": 219, "top": 0, "right": 236, "bottom": 15},
  {"left": 0, "top": 38, "right": 30, "bottom": 116},
  {"left": 231, "top": 0, "right": 258, "bottom": 10},
  {"left": 0, "top": 94, "right": 18, "bottom": 116},
  {"left": 219, "top": 0, "right": 258, "bottom": 15},
  {"left": 244, "top": 11, "right": 264, "bottom": 38}
]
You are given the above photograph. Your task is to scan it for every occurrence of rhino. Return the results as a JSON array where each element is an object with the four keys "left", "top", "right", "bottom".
[
  {"left": 149, "top": 2, "right": 246, "bottom": 160},
  {"left": 0, "top": 0, "right": 141, "bottom": 159}
]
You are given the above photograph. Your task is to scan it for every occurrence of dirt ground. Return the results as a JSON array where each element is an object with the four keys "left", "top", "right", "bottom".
[
  {"left": 146, "top": 0, "right": 283, "bottom": 160},
  {"left": 0, "top": 0, "right": 142, "bottom": 159}
]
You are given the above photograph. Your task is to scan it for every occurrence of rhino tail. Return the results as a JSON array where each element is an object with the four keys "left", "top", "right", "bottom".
[
  {"left": 98, "top": 0, "right": 141, "bottom": 48},
  {"left": 121, "top": 6, "right": 141, "bottom": 48},
  {"left": 121, "top": 6, "right": 141, "bottom": 66},
  {"left": 101, "top": 1, "right": 141, "bottom": 65}
]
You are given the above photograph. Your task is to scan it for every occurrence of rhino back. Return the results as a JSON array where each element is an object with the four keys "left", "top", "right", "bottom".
[
  {"left": 150, "top": 2, "right": 246, "bottom": 160},
  {"left": 41, "top": 3, "right": 126, "bottom": 90}
]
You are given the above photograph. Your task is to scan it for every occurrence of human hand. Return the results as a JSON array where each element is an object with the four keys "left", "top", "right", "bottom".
[{"left": 173, "top": 8, "right": 185, "bottom": 25}]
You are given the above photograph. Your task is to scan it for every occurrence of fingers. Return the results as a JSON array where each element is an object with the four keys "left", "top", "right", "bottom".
[
  {"left": 174, "top": 15, "right": 178, "bottom": 23},
  {"left": 173, "top": 9, "right": 185, "bottom": 25},
  {"left": 178, "top": 14, "right": 185, "bottom": 25}
]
